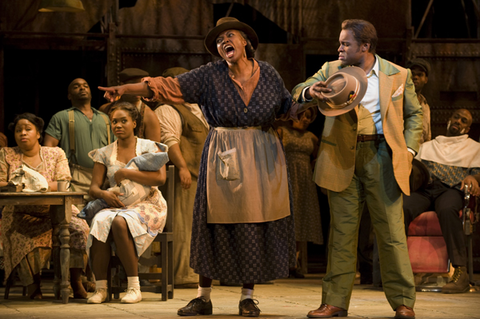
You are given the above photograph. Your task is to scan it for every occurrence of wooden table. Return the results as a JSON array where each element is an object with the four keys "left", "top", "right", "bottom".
[{"left": 0, "top": 191, "right": 86, "bottom": 303}]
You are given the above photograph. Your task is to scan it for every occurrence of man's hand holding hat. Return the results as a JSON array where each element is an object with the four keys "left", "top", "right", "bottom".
[
  {"left": 310, "top": 66, "right": 368, "bottom": 117},
  {"left": 307, "top": 81, "right": 332, "bottom": 103}
]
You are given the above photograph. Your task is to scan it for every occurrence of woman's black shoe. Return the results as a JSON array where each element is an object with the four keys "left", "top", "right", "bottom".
[
  {"left": 177, "top": 297, "right": 213, "bottom": 316},
  {"left": 239, "top": 299, "right": 261, "bottom": 317}
]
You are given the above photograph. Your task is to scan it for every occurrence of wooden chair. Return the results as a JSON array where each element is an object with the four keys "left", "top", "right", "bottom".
[
  {"left": 108, "top": 164, "right": 175, "bottom": 301},
  {"left": 3, "top": 269, "right": 27, "bottom": 299}
]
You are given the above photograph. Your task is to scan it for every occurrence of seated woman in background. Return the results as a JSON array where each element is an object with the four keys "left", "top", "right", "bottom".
[
  {"left": 86, "top": 101, "right": 168, "bottom": 305},
  {"left": 277, "top": 106, "right": 323, "bottom": 278},
  {"left": 0, "top": 113, "right": 90, "bottom": 299}
]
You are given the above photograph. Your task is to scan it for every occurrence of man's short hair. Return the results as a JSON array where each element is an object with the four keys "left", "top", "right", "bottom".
[
  {"left": 68, "top": 78, "right": 88, "bottom": 93},
  {"left": 406, "top": 58, "right": 431, "bottom": 77},
  {"left": 341, "top": 19, "right": 378, "bottom": 54}
]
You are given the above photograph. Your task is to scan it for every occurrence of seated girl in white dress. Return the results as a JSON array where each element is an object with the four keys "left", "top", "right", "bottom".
[{"left": 86, "top": 102, "right": 168, "bottom": 304}]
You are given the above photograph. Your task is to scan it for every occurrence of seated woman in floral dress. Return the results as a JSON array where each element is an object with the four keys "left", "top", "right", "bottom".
[{"left": 0, "top": 113, "right": 90, "bottom": 299}]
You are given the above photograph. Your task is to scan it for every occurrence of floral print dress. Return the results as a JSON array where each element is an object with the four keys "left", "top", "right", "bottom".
[
  {"left": 86, "top": 138, "right": 167, "bottom": 257},
  {"left": 0, "top": 146, "right": 89, "bottom": 286}
]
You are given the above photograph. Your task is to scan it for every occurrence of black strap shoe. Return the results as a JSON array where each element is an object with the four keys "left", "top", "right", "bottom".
[
  {"left": 239, "top": 298, "right": 261, "bottom": 317},
  {"left": 177, "top": 297, "right": 213, "bottom": 316}
]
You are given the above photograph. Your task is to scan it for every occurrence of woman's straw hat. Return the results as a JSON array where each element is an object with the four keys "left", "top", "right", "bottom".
[{"left": 204, "top": 17, "right": 259, "bottom": 57}]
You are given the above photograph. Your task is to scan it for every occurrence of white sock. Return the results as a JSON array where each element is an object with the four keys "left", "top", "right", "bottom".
[
  {"left": 196, "top": 286, "right": 212, "bottom": 302},
  {"left": 240, "top": 288, "right": 254, "bottom": 301},
  {"left": 127, "top": 276, "right": 140, "bottom": 290},
  {"left": 95, "top": 280, "right": 107, "bottom": 290}
]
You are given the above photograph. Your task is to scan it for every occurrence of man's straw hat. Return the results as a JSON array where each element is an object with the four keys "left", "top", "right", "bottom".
[{"left": 317, "top": 66, "right": 368, "bottom": 117}]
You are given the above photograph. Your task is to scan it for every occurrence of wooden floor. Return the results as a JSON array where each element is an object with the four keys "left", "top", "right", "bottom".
[{"left": 1, "top": 273, "right": 479, "bottom": 319}]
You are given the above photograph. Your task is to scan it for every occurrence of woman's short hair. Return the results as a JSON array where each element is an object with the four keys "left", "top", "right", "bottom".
[
  {"left": 8, "top": 113, "right": 45, "bottom": 143},
  {"left": 108, "top": 101, "right": 141, "bottom": 135},
  {"left": 292, "top": 106, "right": 317, "bottom": 124},
  {"left": 108, "top": 101, "right": 140, "bottom": 123},
  {"left": 341, "top": 19, "right": 378, "bottom": 54},
  {"left": 302, "top": 106, "right": 317, "bottom": 120},
  {"left": 239, "top": 30, "right": 256, "bottom": 59}
]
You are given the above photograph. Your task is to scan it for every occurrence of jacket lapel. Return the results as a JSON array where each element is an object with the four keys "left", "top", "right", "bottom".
[
  {"left": 378, "top": 71, "right": 393, "bottom": 121},
  {"left": 377, "top": 55, "right": 399, "bottom": 121}
]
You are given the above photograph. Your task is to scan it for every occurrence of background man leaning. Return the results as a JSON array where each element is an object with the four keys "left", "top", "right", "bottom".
[
  {"left": 154, "top": 67, "right": 209, "bottom": 287},
  {"left": 404, "top": 108, "right": 480, "bottom": 294}
]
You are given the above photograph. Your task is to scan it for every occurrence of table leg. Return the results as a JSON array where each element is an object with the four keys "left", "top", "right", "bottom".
[
  {"left": 59, "top": 220, "right": 71, "bottom": 303},
  {"left": 51, "top": 198, "right": 73, "bottom": 304},
  {"left": 52, "top": 225, "right": 61, "bottom": 300},
  {"left": 0, "top": 193, "right": 84, "bottom": 303}
]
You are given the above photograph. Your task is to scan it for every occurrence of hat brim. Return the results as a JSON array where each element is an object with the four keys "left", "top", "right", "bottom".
[
  {"left": 204, "top": 21, "right": 259, "bottom": 57},
  {"left": 317, "top": 66, "right": 368, "bottom": 117},
  {"left": 118, "top": 68, "right": 149, "bottom": 83}
]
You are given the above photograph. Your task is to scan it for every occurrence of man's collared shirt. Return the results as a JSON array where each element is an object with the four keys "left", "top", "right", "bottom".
[
  {"left": 300, "top": 58, "right": 383, "bottom": 135},
  {"left": 45, "top": 107, "right": 112, "bottom": 168},
  {"left": 357, "top": 57, "right": 382, "bottom": 135}
]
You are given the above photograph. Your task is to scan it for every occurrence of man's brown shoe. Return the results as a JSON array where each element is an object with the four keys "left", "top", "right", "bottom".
[
  {"left": 395, "top": 305, "right": 415, "bottom": 319},
  {"left": 307, "top": 304, "right": 348, "bottom": 318},
  {"left": 442, "top": 266, "right": 470, "bottom": 294}
]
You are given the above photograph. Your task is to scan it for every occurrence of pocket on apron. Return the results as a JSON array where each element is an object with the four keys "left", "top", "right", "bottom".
[{"left": 216, "top": 148, "right": 240, "bottom": 181}]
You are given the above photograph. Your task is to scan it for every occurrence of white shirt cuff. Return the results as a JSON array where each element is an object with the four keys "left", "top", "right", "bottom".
[{"left": 302, "top": 87, "right": 313, "bottom": 102}]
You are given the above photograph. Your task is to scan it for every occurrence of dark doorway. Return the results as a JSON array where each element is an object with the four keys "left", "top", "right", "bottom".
[{"left": 3, "top": 49, "right": 106, "bottom": 145}]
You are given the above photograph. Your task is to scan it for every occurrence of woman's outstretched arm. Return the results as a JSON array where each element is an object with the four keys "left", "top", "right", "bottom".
[{"left": 98, "top": 82, "right": 153, "bottom": 102}]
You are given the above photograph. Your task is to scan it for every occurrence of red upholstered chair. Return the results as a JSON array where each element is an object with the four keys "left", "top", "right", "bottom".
[
  {"left": 407, "top": 211, "right": 450, "bottom": 274},
  {"left": 407, "top": 187, "right": 478, "bottom": 292}
]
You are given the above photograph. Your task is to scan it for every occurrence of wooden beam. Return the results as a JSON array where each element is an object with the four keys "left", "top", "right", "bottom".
[
  {"left": 107, "top": 21, "right": 117, "bottom": 86},
  {"left": 414, "top": 0, "right": 435, "bottom": 39},
  {"left": 0, "top": 36, "right": 4, "bottom": 133}
]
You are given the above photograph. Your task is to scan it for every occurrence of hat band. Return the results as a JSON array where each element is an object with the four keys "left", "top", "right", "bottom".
[{"left": 326, "top": 78, "right": 360, "bottom": 109}]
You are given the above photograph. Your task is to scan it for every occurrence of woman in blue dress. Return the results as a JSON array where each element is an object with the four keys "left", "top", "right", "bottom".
[{"left": 100, "top": 17, "right": 305, "bottom": 317}]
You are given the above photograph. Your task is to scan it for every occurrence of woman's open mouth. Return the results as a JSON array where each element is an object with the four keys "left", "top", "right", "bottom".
[{"left": 224, "top": 45, "right": 235, "bottom": 58}]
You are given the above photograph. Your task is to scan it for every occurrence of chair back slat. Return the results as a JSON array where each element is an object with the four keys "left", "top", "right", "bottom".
[{"left": 159, "top": 165, "right": 175, "bottom": 233}]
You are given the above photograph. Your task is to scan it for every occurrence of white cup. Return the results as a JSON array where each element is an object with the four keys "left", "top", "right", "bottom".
[{"left": 57, "top": 180, "right": 70, "bottom": 192}]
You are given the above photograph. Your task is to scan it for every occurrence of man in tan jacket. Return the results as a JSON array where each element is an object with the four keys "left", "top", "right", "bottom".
[{"left": 292, "top": 19, "right": 423, "bottom": 319}]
